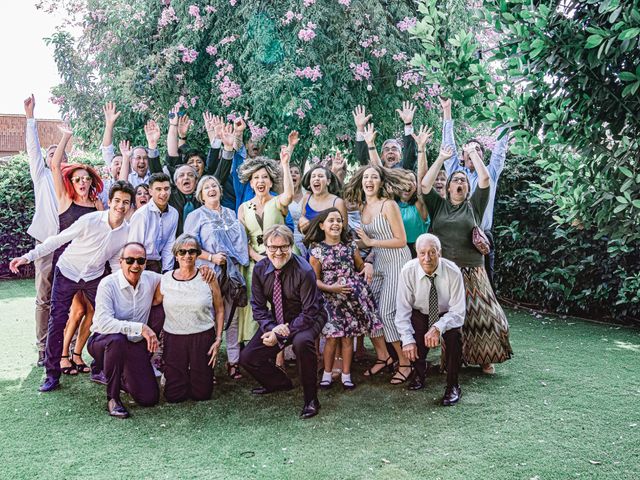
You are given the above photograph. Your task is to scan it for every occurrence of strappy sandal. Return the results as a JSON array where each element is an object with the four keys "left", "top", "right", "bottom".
[
  {"left": 226, "top": 362, "right": 243, "bottom": 380},
  {"left": 72, "top": 352, "right": 90, "bottom": 373},
  {"left": 60, "top": 355, "right": 78, "bottom": 375},
  {"left": 342, "top": 379, "right": 356, "bottom": 390},
  {"left": 319, "top": 379, "right": 333, "bottom": 390},
  {"left": 390, "top": 365, "right": 413, "bottom": 385},
  {"left": 363, "top": 357, "right": 394, "bottom": 377}
]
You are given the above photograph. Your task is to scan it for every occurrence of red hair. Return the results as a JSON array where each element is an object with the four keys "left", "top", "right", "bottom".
[{"left": 61, "top": 163, "right": 104, "bottom": 202}]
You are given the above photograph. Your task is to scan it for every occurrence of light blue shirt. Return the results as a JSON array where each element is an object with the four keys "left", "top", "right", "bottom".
[
  {"left": 441, "top": 120, "right": 509, "bottom": 231},
  {"left": 128, "top": 200, "right": 179, "bottom": 272}
]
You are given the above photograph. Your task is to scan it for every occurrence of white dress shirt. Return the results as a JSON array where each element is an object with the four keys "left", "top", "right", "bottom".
[
  {"left": 128, "top": 200, "right": 178, "bottom": 272},
  {"left": 26, "top": 119, "right": 59, "bottom": 242},
  {"left": 394, "top": 257, "right": 466, "bottom": 346},
  {"left": 23, "top": 211, "right": 129, "bottom": 282},
  {"left": 91, "top": 269, "right": 162, "bottom": 341}
]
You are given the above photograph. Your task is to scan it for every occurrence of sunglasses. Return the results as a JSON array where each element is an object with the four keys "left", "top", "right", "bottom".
[
  {"left": 71, "top": 175, "right": 92, "bottom": 184},
  {"left": 177, "top": 248, "right": 199, "bottom": 256},
  {"left": 122, "top": 257, "right": 146, "bottom": 265},
  {"left": 266, "top": 245, "right": 291, "bottom": 253}
]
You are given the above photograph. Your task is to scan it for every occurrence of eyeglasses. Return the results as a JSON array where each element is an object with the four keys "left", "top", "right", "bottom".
[
  {"left": 451, "top": 177, "right": 467, "bottom": 184},
  {"left": 266, "top": 244, "right": 291, "bottom": 253},
  {"left": 177, "top": 248, "right": 199, "bottom": 256},
  {"left": 122, "top": 257, "right": 146, "bottom": 265},
  {"left": 71, "top": 175, "right": 92, "bottom": 184}
]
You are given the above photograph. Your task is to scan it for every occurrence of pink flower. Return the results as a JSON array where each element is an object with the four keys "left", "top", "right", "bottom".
[
  {"left": 219, "top": 76, "right": 242, "bottom": 106},
  {"left": 338, "top": 0, "right": 351, "bottom": 6},
  {"left": 312, "top": 124, "right": 326, "bottom": 136},
  {"left": 303, "top": 0, "right": 316, "bottom": 5},
  {"left": 349, "top": 62, "right": 371, "bottom": 81},
  {"left": 295, "top": 65, "right": 322, "bottom": 82},
  {"left": 190, "top": 96, "right": 199, "bottom": 107},
  {"left": 214, "top": 58, "right": 234, "bottom": 81},
  {"left": 229, "top": 0, "right": 237, "bottom": 5},
  {"left": 400, "top": 69, "right": 421, "bottom": 88},
  {"left": 282, "top": 10, "right": 303, "bottom": 25},
  {"left": 397, "top": 17, "right": 417, "bottom": 32},
  {"left": 132, "top": 101, "right": 149, "bottom": 112},
  {"left": 359, "top": 35, "right": 379, "bottom": 48},
  {"left": 204, "top": 5, "right": 217, "bottom": 13},
  {"left": 393, "top": 52, "right": 408, "bottom": 62},
  {"left": 248, "top": 121, "right": 269, "bottom": 142},
  {"left": 219, "top": 35, "right": 237, "bottom": 46},
  {"left": 372, "top": 48, "right": 387, "bottom": 58},
  {"left": 336, "top": 133, "right": 352, "bottom": 142},
  {"left": 206, "top": 45, "right": 218, "bottom": 56},
  {"left": 188, "top": 5, "right": 200, "bottom": 17},
  {"left": 298, "top": 22, "right": 317, "bottom": 42},
  {"left": 50, "top": 95, "right": 65, "bottom": 106},
  {"left": 295, "top": 108, "right": 305, "bottom": 119},
  {"left": 158, "top": 6, "right": 178, "bottom": 28},
  {"left": 178, "top": 45, "right": 198, "bottom": 63}
]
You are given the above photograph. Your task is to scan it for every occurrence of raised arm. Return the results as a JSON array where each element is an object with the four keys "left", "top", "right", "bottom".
[
  {"left": 352, "top": 105, "right": 372, "bottom": 166},
  {"left": 487, "top": 128, "right": 509, "bottom": 180},
  {"left": 167, "top": 106, "right": 180, "bottom": 157},
  {"left": 51, "top": 125, "right": 73, "bottom": 208},
  {"left": 145, "top": 119, "right": 162, "bottom": 174},
  {"left": 439, "top": 97, "right": 460, "bottom": 176},
  {"left": 177, "top": 113, "right": 192, "bottom": 149},
  {"left": 24, "top": 95, "right": 46, "bottom": 181},
  {"left": 277, "top": 143, "right": 294, "bottom": 208},
  {"left": 330, "top": 150, "right": 347, "bottom": 184},
  {"left": 396, "top": 101, "right": 418, "bottom": 170},
  {"left": 412, "top": 125, "right": 434, "bottom": 195},
  {"left": 465, "top": 145, "right": 490, "bottom": 188},
  {"left": 363, "top": 123, "right": 382, "bottom": 167},
  {"left": 421, "top": 146, "right": 453, "bottom": 194},
  {"left": 101, "top": 102, "right": 120, "bottom": 166},
  {"left": 118, "top": 140, "right": 132, "bottom": 181},
  {"left": 233, "top": 116, "right": 246, "bottom": 152}
]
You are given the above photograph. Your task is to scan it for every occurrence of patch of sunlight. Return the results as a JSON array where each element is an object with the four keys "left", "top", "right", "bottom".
[{"left": 614, "top": 340, "right": 640, "bottom": 353}]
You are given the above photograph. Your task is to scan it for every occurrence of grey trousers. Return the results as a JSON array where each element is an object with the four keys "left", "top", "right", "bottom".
[{"left": 34, "top": 242, "right": 54, "bottom": 352}]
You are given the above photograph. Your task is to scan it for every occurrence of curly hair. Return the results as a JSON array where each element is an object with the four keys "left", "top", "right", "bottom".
[
  {"left": 302, "top": 207, "right": 350, "bottom": 247},
  {"left": 301, "top": 165, "right": 343, "bottom": 196},
  {"left": 343, "top": 164, "right": 414, "bottom": 206},
  {"left": 237, "top": 156, "right": 282, "bottom": 191},
  {"left": 61, "top": 163, "right": 103, "bottom": 202}
]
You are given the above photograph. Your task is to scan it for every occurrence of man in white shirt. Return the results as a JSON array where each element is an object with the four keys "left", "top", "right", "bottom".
[
  {"left": 128, "top": 173, "right": 178, "bottom": 273},
  {"left": 88, "top": 242, "right": 161, "bottom": 418},
  {"left": 395, "top": 233, "right": 466, "bottom": 406},
  {"left": 10, "top": 181, "right": 135, "bottom": 393},
  {"left": 23, "top": 95, "right": 61, "bottom": 366}
]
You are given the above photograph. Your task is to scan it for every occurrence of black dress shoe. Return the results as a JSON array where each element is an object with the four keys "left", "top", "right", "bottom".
[
  {"left": 38, "top": 377, "right": 60, "bottom": 393},
  {"left": 90, "top": 371, "right": 108, "bottom": 385},
  {"left": 442, "top": 385, "right": 461, "bottom": 406},
  {"left": 37, "top": 351, "right": 45, "bottom": 367},
  {"left": 300, "top": 399, "right": 321, "bottom": 419},
  {"left": 251, "top": 384, "right": 293, "bottom": 395},
  {"left": 408, "top": 375, "right": 425, "bottom": 391},
  {"left": 107, "top": 398, "right": 130, "bottom": 419}
]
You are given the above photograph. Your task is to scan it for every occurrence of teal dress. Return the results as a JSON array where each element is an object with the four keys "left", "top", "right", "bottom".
[{"left": 398, "top": 201, "right": 429, "bottom": 258}]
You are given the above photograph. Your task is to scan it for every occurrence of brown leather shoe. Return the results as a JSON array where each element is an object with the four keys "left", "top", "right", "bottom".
[{"left": 107, "top": 398, "right": 130, "bottom": 419}]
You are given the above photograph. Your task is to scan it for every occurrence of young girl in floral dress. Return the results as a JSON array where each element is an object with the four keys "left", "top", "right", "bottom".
[{"left": 304, "top": 208, "right": 382, "bottom": 390}]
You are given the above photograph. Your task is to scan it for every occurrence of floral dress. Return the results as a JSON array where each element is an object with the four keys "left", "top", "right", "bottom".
[{"left": 309, "top": 241, "right": 383, "bottom": 338}]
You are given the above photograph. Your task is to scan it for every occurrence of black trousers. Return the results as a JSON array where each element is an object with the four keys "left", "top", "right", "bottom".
[
  {"left": 163, "top": 328, "right": 216, "bottom": 403},
  {"left": 240, "top": 327, "right": 318, "bottom": 404},
  {"left": 410, "top": 309, "right": 462, "bottom": 387},
  {"left": 87, "top": 333, "right": 159, "bottom": 406},
  {"left": 484, "top": 230, "right": 495, "bottom": 292}
]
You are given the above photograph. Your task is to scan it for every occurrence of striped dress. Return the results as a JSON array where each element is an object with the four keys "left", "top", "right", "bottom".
[{"left": 362, "top": 212, "right": 411, "bottom": 342}]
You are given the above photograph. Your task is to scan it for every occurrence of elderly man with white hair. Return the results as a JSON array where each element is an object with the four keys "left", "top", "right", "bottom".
[{"left": 394, "top": 233, "right": 466, "bottom": 406}]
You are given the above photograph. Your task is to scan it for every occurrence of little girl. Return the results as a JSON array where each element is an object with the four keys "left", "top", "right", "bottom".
[{"left": 304, "top": 208, "right": 383, "bottom": 390}]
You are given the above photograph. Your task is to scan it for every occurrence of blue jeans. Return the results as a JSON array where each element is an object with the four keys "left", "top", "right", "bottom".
[{"left": 44, "top": 268, "right": 102, "bottom": 381}]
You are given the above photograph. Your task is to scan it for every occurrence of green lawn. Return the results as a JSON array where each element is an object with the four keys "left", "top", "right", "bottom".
[{"left": 1, "top": 279, "right": 639, "bottom": 480}]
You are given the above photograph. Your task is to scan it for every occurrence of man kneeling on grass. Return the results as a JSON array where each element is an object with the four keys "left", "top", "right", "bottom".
[{"left": 394, "top": 233, "right": 466, "bottom": 406}]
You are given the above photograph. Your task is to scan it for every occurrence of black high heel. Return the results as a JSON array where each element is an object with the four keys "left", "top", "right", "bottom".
[
  {"left": 363, "top": 357, "right": 394, "bottom": 377},
  {"left": 60, "top": 355, "right": 78, "bottom": 375},
  {"left": 72, "top": 351, "right": 90, "bottom": 373}
]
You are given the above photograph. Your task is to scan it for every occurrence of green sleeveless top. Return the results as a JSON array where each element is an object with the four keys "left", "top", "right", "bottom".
[{"left": 398, "top": 201, "right": 429, "bottom": 243}]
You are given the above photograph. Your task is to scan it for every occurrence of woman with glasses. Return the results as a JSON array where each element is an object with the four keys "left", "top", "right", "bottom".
[
  {"left": 50, "top": 125, "right": 104, "bottom": 375},
  {"left": 184, "top": 175, "right": 249, "bottom": 380},
  {"left": 421, "top": 144, "right": 512, "bottom": 374},
  {"left": 154, "top": 234, "right": 224, "bottom": 402},
  {"left": 236, "top": 145, "right": 295, "bottom": 345}
]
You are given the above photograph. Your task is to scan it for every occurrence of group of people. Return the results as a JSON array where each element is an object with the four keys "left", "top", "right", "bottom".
[{"left": 9, "top": 93, "right": 512, "bottom": 420}]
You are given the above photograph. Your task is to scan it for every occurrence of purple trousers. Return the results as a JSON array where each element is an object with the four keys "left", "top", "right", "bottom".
[
  {"left": 44, "top": 268, "right": 101, "bottom": 381},
  {"left": 87, "top": 333, "right": 159, "bottom": 406},
  {"left": 240, "top": 327, "right": 318, "bottom": 404},
  {"left": 163, "top": 327, "right": 216, "bottom": 403},
  {"left": 410, "top": 309, "right": 462, "bottom": 387}
]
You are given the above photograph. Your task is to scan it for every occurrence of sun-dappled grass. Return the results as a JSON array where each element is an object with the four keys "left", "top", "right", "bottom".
[{"left": 1, "top": 279, "right": 639, "bottom": 479}]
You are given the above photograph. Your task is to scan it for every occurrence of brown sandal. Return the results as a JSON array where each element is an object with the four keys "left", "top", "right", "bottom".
[{"left": 226, "top": 362, "right": 243, "bottom": 380}]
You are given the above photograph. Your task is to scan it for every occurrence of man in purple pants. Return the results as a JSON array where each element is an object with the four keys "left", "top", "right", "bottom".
[
  {"left": 10, "top": 181, "right": 134, "bottom": 393},
  {"left": 88, "top": 242, "right": 162, "bottom": 418}
]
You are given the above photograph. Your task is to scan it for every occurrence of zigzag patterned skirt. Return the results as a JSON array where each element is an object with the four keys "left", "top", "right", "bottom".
[{"left": 460, "top": 266, "right": 513, "bottom": 365}]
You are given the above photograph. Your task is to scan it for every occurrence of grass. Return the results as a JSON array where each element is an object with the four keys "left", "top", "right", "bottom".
[{"left": 1, "top": 279, "right": 639, "bottom": 480}]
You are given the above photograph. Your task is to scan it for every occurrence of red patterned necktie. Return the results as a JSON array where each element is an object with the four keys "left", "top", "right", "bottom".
[{"left": 273, "top": 269, "right": 284, "bottom": 324}]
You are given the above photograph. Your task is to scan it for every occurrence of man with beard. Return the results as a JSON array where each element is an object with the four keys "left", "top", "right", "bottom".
[{"left": 240, "top": 225, "right": 326, "bottom": 419}]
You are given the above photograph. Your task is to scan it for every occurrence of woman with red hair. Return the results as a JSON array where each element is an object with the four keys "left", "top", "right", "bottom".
[{"left": 50, "top": 125, "right": 104, "bottom": 375}]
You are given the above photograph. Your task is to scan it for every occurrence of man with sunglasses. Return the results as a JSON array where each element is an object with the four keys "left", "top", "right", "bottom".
[
  {"left": 9, "top": 181, "right": 135, "bottom": 393},
  {"left": 439, "top": 97, "right": 510, "bottom": 290},
  {"left": 87, "top": 242, "right": 162, "bottom": 418},
  {"left": 240, "top": 225, "right": 327, "bottom": 419}
]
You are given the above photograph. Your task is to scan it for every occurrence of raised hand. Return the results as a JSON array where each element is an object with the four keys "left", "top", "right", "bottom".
[
  {"left": 203, "top": 111, "right": 215, "bottom": 132},
  {"left": 331, "top": 149, "right": 346, "bottom": 171},
  {"left": 168, "top": 105, "right": 180, "bottom": 126},
  {"left": 363, "top": 123, "right": 377, "bottom": 147},
  {"left": 438, "top": 145, "right": 454, "bottom": 161},
  {"left": 144, "top": 119, "right": 161, "bottom": 149},
  {"left": 287, "top": 130, "right": 300, "bottom": 151},
  {"left": 103, "top": 101, "right": 121, "bottom": 126},
  {"left": 24, "top": 94, "right": 35, "bottom": 119},
  {"left": 212, "top": 115, "right": 225, "bottom": 139},
  {"left": 119, "top": 140, "right": 132, "bottom": 159},
  {"left": 58, "top": 122, "right": 73, "bottom": 137},
  {"left": 439, "top": 96, "right": 451, "bottom": 111},
  {"left": 352, "top": 104, "right": 372, "bottom": 132},
  {"left": 178, "top": 114, "right": 192, "bottom": 138},
  {"left": 411, "top": 125, "right": 434, "bottom": 149},
  {"left": 233, "top": 116, "right": 246, "bottom": 135},
  {"left": 396, "top": 101, "right": 416, "bottom": 125},
  {"left": 221, "top": 123, "right": 235, "bottom": 151},
  {"left": 280, "top": 145, "right": 291, "bottom": 165}
]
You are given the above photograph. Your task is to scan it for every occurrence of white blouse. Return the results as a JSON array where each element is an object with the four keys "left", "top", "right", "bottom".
[{"left": 161, "top": 271, "right": 215, "bottom": 335}]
